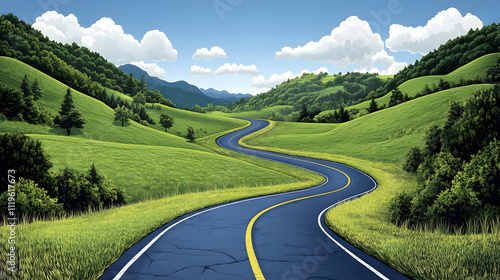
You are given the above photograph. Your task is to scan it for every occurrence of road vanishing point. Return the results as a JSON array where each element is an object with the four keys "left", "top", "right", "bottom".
[{"left": 101, "top": 119, "right": 408, "bottom": 280}]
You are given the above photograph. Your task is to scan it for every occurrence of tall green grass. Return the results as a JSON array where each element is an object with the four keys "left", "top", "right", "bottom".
[{"left": 0, "top": 175, "right": 323, "bottom": 280}]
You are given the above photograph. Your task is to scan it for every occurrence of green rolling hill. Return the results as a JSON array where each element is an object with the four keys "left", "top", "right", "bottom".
[
  {"left": 0, "top": 56, "right": 296, "bottom": 202},
  {"left": 245, "top": 84, "right": 495, "bottom": 165},
  {"left": 328, "top": 53, "right": 500, "bottom": 114}
]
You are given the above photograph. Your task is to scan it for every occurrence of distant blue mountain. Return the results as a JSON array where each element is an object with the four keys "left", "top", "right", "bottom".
[
  {"left": 200, "top": 88, "right": 252, "bottom": 100},
  {"left": 119, "top": 64, "right": 250, "bottom": 108}
]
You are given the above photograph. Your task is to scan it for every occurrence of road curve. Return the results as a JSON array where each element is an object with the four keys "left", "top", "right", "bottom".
[{"left": 101, "top": 119, "right": 408, "bottom": 280}]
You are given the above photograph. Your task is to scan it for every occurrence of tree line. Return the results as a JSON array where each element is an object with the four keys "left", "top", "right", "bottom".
[{"left": 366, "top": 23, "right": 500, "bottom": 101}]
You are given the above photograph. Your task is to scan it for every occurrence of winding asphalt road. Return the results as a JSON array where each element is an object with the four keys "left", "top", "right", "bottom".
[{"left": 101, "top": 119, "right": 408, "bottom": 280}]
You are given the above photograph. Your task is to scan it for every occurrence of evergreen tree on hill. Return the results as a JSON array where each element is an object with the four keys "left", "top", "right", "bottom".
[{"left": 54, "top": 88, "right": 86, "bottom": 136}]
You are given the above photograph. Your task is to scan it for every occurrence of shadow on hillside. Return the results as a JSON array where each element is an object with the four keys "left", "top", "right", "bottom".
[
  {"left": 112, "top": 120, "right": 132, "bottom": 127},
  {"left": 49, "top": 127, "right": 84, "bottom": 136}
]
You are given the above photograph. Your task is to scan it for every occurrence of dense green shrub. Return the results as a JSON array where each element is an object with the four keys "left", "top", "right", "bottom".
[
  {"left": 395, "top": 86, "right": 500, "bottom": 226},
  {"left": 0, "top": 178, "right": 64, "bottom": 219}
]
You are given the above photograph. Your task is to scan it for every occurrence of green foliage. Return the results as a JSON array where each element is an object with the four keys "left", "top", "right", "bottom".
[
  {"left": 20, "top": 74, "right": 30, "bottom": 97},
  {"left": 367, "top": 98, "right": 378, "bottom": 113},
  {"left": 0, "top": 133, "right": 54, "bottom": 195},
  {"left": 54, "top": 89, "right": 86, "bottom": 136},
  {"left": 430, "top": 141, "right": 500, "bottom": 224},
  {"left": 422, "top": 124, "right": 442, "bottom": 157},
  {"left": 0, "top": 82, "right": 52, "bottom": 125},
  {"left": 396, "top": 86, "right": 500, "bottom": 226},
  {"left": 388, "top": 87, "right": 404, "bottom": 107},
  {"left": 0, "top": 178, "right": 64, "bottom": 219},
  {"left": 442, "top": 86, "right": 500, "bottom": 161},
  {"left": 486, "top": 56, "right": 500, "bottom": 82},
  {"left": 368, "top": 23, "right": 500, "bottom": 100},
  {"left": 216, "top": 72, "right": 386, "bottom": 116},
  {"left": 159, "top": 112, "right": 174, "bottom": 132},
  {"left": 113, "top": 105, "right": 131, "bottom": 126},
  {"left": 402, "top": 146, "right": 423, "bottom": 173},
  {"left": 54, "top": 165, "right": 127, "bottom": 212},
  {"left": 132, "top": 92, "right": 146, "bottom": 106},
  {"left": 186, "top": 125, "right": 195, "bottom": 142},
  {"left": 388, "top": 193, "right": 412, "bottom": 225}
]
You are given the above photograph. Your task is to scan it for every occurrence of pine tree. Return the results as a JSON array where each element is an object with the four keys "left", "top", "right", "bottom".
[
  {"left": 31, "top": 78, "right": 43, "bottom": 100},
  {"left": 20, "top": 74, "right": 31, "bottom": 97},
  {"left": 389, "top": 87, "right": 404, "bottom": 107},
  {"left": 59, "top": 88, "right": 75, "bottom": 115},
  {"left": 368, "top": 98, "right": 378, "bottom": 113},
  {"left": 54, "top": 88, "right": 85, "bottom": 135}
]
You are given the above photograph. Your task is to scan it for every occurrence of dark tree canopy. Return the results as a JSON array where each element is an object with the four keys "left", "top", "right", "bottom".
[{"left": 159, "top": 112, "right": 174, "bottom": 132}]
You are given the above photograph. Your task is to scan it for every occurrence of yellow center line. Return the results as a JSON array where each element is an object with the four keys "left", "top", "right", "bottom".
[
  {"left": 243, "top": 150, "right": 351, "bottom": 278},
  {"left": 224, "top": 121, "right": 351, "bottom": 279}
]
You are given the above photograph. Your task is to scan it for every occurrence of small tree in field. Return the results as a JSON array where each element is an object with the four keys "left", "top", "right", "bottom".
[
  {"left": 114, "top": 105, "right": 131, "bottom": 126},
  {"left": 159, "top": 112, "right": 174, "bottom": 132},
  {"left": 368, "top": 98, "right": 378, "bottom": 113},
  {"left": 54, "top": 88, "right": 85, "bottom": 136},
  {"left": 186, "top": 126, "right": 195, "bottom": 142}
]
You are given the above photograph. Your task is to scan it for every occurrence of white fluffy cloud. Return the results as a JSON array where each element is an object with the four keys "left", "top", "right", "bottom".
[
  {"left": 129, "top": 61, "right": 166, "bottom": 79},
  {"left": 190, "top": 65, "right": 212, "bottom": 75},
  {"left": 356, "top": 61, "right": 407, "bottom": 75},
  {"left": 252, "top": 67, "right": 329, "bottom": 88},
  {"left": 214, "top": 63, "right": 259, "bottom": 75},
  {"left": 275, "top": 16, "right": 404, "bottom": 74},
  {"left": 192, "top": 46, "right": 227, "bottom": 60},
  {"left": 33, "top": 11, "right": 178, "bottom": 64},
  {"left": 386, "top": 8, "right": 483, "bottom": 54}
]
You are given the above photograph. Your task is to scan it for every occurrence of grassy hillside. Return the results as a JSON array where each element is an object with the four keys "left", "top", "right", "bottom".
[
  {"left": 0, "top": 57, "right": 299, "bottom": 203},
  {"left": 31, "top": 134, "right": 295, "bottom": 202},
  {"left": 338, "top": 53, "right": 500, "bottom": 113},
  {"left": 245, "top": 84, "right": 494, "bottom": 165},
  {"left": 106, "top": 88, "right": 247, "bottom": 137},
  {"left": 0, "top": 57, "right": 208, "bottom": 151}
]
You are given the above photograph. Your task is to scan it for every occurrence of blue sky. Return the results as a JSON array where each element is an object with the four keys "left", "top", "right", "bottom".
[{"left": 1, "top": 0, "right": 499, "bottom": 95}]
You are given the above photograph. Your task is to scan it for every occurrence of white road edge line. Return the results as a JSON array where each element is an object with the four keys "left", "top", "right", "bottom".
[
  {"left": 317, "top": 174, "right": 390, "bottom": 280},
  {"left": 114, "top": 124, "right": 329, "bottom": 279},
  {"left": 114, "top": 120, "right": 387, "bottom": 279}
]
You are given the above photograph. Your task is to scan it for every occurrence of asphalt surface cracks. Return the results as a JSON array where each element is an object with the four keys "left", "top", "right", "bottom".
[{"left": 101, "top": 119, "right": 408, "bottom": 280}]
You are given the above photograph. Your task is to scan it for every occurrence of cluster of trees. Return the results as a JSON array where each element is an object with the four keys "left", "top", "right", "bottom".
[
  {"left": 367, "top": 23, "right": 500, "bottom": 101},
  {"left": 390, "top": 85, "right": 500, "bottom": 227},
  {"left": 214, "top": 72, "right": 386, "bottom": 114},
  {"left": 0, "top": 14, "right": 171, "bottom": 124},
  {"left": 0, "top": 133, "right": 127, "bottom": 220},
  {"left": 0, "top": 76, "right": 52, "bottom": 125},
  {"left": 315, "top": 106, "right": 355, "bottom": 123},
  {"left": 184, "top": 104, "right": 206, "bottom": 114}
]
